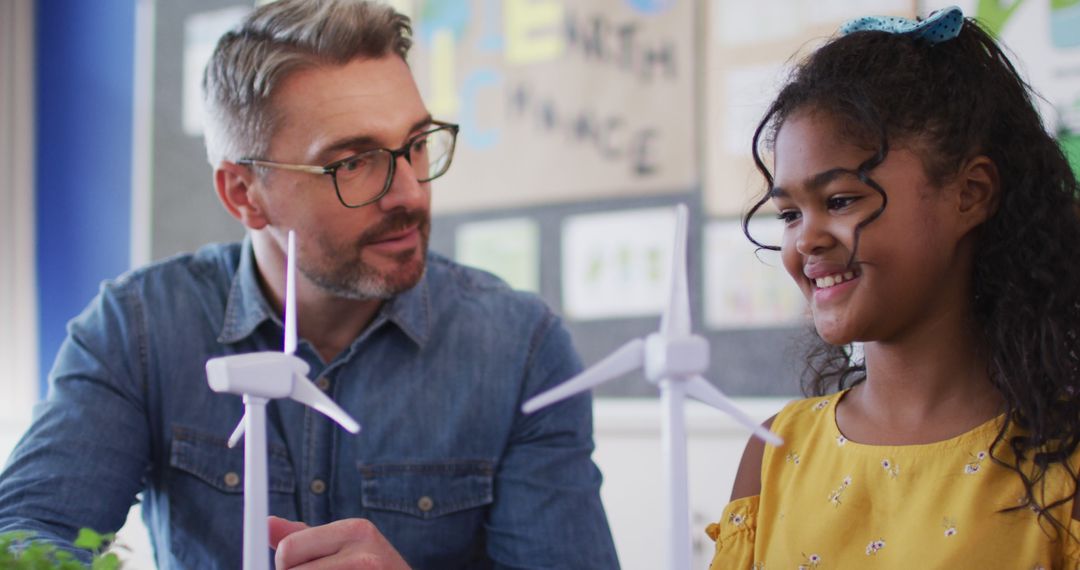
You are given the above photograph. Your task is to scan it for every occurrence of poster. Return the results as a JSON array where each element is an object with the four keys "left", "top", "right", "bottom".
[
  {"left": 561, "top": 207, "right": 676, "bottom": 321},
  {"left": 704, "top": 0, "right": 916, "bottom": 216},
  {"left": 455, "top": 217, "right": 540, "bottom": 292},
  {"left": 407, "top": 0, "right": 697, "bottom": 214},
  {"left": 703, "top": 219, "right": 805, "bottom": 330}
]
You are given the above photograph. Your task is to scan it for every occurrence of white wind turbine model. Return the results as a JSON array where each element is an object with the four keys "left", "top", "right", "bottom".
[
  {"left": 206, "top": 231, "right": 360, "bottom": 570},
  {"left": 522, "top": 203, "right": 783, "bottom": 570}
]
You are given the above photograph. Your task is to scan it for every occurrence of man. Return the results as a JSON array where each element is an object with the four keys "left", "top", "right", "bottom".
[{"left": 0, "top": 1, "right": 619, "bottom": 568}]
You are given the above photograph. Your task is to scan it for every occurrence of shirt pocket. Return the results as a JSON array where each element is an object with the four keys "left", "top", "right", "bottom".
[
  {"left": 358, "top": 460, "right": 494, "bottom": 519},
  {"left": 169, "top": 425, "right": 295, "bottom": 494}
]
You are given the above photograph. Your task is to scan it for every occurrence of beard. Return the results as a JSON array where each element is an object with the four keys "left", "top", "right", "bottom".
[{"left": 300, "top": 209, "right": 430, "bottom": 301}]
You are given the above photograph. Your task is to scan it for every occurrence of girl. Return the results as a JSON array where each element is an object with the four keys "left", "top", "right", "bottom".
[{"left": 708, "top": 6, "right": 1080, "bottom": 568}]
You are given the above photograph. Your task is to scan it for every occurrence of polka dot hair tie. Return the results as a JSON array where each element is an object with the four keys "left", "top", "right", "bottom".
[{"left": 839, "top": 5, "right": 964, "bottom": 44}]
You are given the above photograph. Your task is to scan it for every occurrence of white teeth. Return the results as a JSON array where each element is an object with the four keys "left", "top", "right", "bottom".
[{"left": 814, "top": 271, "right": 857, "bottom": 289}]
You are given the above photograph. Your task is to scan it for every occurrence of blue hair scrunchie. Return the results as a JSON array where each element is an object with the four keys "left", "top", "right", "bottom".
[{"left": 839, "top": 5, "right": 964, "bottom": 44}]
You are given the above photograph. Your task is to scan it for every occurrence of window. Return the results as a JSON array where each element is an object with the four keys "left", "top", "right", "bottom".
[{"left": 0, "top": 0, "right": 38, "bottom": 451}]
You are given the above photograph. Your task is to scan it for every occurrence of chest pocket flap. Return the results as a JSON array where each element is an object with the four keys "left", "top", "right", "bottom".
[
  {"left": 170, "top": 425, "right": 295, "bottom": 494},
  {"left": 359, "top": 460, "right": 494, "bottom": 519}
]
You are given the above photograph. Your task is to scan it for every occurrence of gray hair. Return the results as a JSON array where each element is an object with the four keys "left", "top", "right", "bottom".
[{"left": 202, "top": 0, "right": 412, "bottom": 166}]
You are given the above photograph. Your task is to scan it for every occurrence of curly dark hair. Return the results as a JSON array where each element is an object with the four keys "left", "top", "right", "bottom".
[{"left": 742, "top": 16, "right": 1080, "bottom": 533}]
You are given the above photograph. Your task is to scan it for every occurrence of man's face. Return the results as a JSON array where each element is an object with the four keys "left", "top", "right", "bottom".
[{"left": 254, "top": 55, "right": 433, "bottom": 300}]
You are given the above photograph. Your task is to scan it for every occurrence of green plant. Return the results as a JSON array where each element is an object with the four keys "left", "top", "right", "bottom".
[{"left": 0, "top": 528, "right": 123, "bottom": 569}]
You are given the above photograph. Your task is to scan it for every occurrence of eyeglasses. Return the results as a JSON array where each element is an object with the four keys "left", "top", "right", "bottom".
[{"left": 238, "top": 121, "right": 459, "bottom": 208}]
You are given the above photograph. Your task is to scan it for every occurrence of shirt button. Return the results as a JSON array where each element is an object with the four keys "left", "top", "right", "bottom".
[
  {"left": 417, "top": 496, "right": 434, "bottom": 512},
  {"left": 315, "top": 377, "right": 331, "bottom": 391},
  {"left": 310, "top": 479, "right": 326, "bottom": 494},
  {"left": 223, "top": 472, "right": 240, "bottom": 488}
]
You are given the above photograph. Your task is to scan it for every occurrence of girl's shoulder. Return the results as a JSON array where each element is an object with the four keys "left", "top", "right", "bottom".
[{"left": 729, "top": 392, "right": 848, "bottom": 502}]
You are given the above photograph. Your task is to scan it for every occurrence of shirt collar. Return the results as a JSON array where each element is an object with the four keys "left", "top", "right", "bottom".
[
  {"left": 372, "top": 267, "right": 431, "bottom": 348},
  {"left": 218, "top": 235, "right": 277, "bottom": 344},
  {"left": 217, "top": 236, "right": 431, "bottom": 348}
]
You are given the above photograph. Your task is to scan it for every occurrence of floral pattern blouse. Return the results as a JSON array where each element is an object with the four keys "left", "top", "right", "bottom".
[{"left": 707, "top": 391, "right": 1080, "bottom": 569}]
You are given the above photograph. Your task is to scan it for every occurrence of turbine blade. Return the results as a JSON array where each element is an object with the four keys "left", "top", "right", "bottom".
[
  {"left": 227, "top": 416, "right": 246, "bottom": 448},
  {"left": 522, "top": 338, "right": 645, "bottom": 414},
  {"left": 290, "top": 375, "right": 360, "bottom": 434},
  {"left": 284, "top": 230, "right": 297, "bottom": 355},
  {"left": 660, "top": 204, "right": 691, "bottom": 338},
  {"left": 686, "top": 376, "right": 783, "bottom": 446}
]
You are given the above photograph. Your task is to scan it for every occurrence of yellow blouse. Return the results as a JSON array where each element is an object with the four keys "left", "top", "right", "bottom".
[{"left": 707, "top": 391, "right": 1080, "bottom": 569}]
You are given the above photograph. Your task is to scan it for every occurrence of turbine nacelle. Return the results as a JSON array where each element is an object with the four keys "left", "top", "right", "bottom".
[
  {"left": 644, "top": 333, "right": 709, "bottom": 383},
  {"left": 207, "top": 353, "right": 310, "bottom": 399},
  {"left": 207, "top": 351, "right": 359, "bottom": 437}
]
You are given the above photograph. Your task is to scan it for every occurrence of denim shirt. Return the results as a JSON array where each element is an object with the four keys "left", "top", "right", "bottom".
[{"left": 0, "top": 239, "right": 619, "bottom": 569}]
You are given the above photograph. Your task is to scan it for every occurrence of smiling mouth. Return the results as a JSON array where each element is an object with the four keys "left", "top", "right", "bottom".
[
  {"left": 370, "top": 226, "right": 418, "bottom": 244},
  {"left": 813, "top": 268, "right": 860, "bottom": 289}
]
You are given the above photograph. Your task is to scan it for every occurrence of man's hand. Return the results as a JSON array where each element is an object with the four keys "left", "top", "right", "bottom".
[{"left": 268, "top": 515, "right": 412, "bottom": 569}]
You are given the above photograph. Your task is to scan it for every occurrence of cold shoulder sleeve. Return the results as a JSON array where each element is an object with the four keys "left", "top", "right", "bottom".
[
  {"left": 1065, "top": 518, "right": 1080, "bottom": 569},
  {"left": 706, "top": 495, "right": 758, "bottom": 570}
]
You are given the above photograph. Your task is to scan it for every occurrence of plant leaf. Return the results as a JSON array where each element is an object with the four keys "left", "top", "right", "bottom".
[
  {"left": 74, "top": 528, "right": 104, "bottom": 550},
  {"left": 92, "top": 552, "right": 121, "bottom": 570}
]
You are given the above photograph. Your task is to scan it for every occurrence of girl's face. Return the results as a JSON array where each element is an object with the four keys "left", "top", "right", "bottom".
[{"left": 770, "top": 110, "right": 972, "bottom": 345}]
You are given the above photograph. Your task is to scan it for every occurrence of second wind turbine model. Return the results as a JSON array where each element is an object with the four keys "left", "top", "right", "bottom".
[{"left": 522, "top": 203, "right": 783, "bottom": 570}]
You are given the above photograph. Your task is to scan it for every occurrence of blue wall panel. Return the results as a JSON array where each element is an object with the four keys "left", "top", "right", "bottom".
[{"left": 36, "top": 1, "right": 135, "bottom": 395}]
